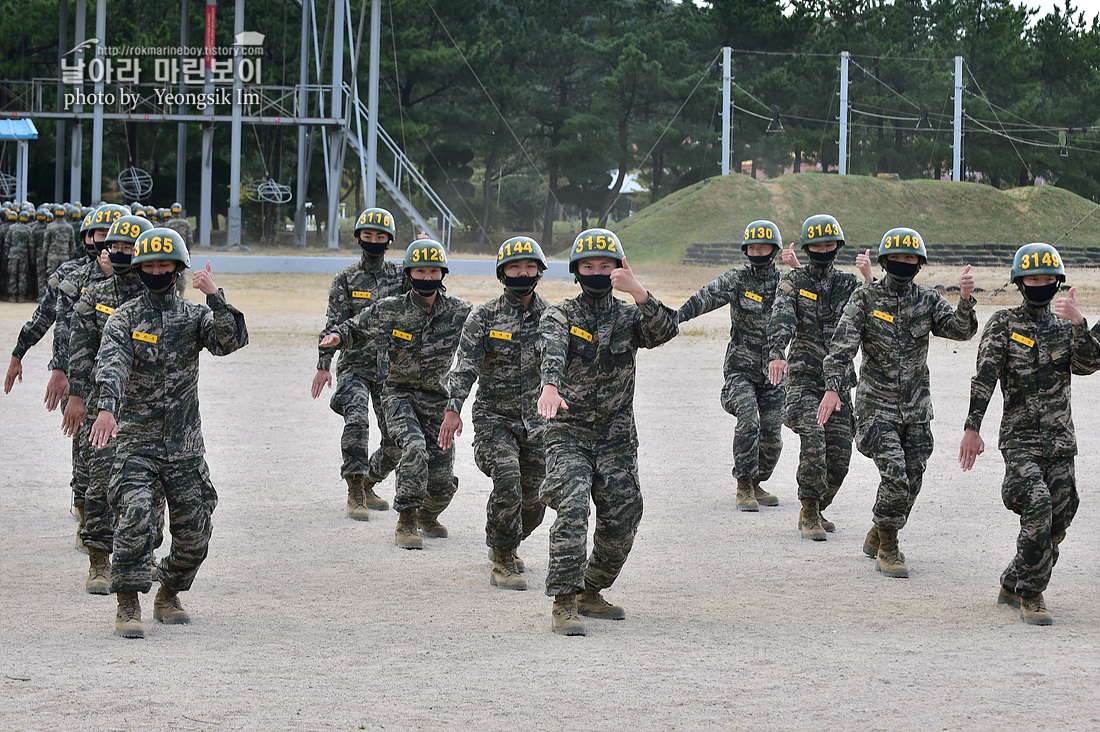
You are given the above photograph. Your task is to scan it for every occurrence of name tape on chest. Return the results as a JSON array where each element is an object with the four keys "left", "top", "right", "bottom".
[
  {"left": 873, "top": 310, "right": 894, "bottom": 323},
  {"left": 489, "top": 329, "right": 513, "bottom": 341},
  {"left": 95, "top": 303, "right": 115, "bottom": 315},
  {"left": 351, "top": 291, "right": 372, "bottom": 299},
  {"left": 1011, "top": 332, "right": 1036, "bottom": 348},
  {"left": 392, "top": 329, "right": 413, "bottom": 341},
  {"left": 569, "top": 326, "right": 593, "bottom": 342},
  {"left": 132, "top": 330, "right": 158, "bottom": 344},
  {"left": 81, "top": 286, "right": 87, "bottom": 294},
  {"left": 744, "top": 291, "right": 763, "bottom": 303},
  {"left": 799, "top": 289, "right": 818, "bottom": 301}
]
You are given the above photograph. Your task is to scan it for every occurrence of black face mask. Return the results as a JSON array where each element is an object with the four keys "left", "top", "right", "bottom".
[
  {"left": 747, "top": 254, "right": 774, "bottom": 268},
  {"left": 503, "top": 275, "right": 539, "bottom": 297},
  {"left": 1020, "top": 282, "right": 1060, "bottom": 307},
  {"left": 410, "top": 277, "right": 444, "bottom": 297},
  {"left": 884, "top": 259, "right": 921, "bottom": 285},
  {"left": 108, "top": 251, "right": 133, "bottom": 276},
  {"left": 138, "top": 269, "right": 178, "bottom": 294},
  {"left": 576, "top": 273, "right": 613, "bottom": 298},
  {"left": 359, "top": 240, "right": 389, "bottom": 257},
  {"left": 807, "top": 249, "right": 838, "bottom": 267}
]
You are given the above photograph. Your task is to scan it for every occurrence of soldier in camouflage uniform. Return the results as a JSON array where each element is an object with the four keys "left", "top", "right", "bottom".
[
  {"left": 820, "top": 227, "right": 976, "bottom": 579},
  {"left": 90, "top": 227, "right": 248, "bottom": 638},
  {"left": 441, "top": 236, "right": 550, "bottom": 591},
  {"left": 0, "top": 205, "right": 13, "bottom": 298},
  {"left": 537, "top": 228, "right": 678, "bottom": 636},
  {"left": 6, "top": 209, "right": 34, "bottom": 302},
  {"left": 312, "top": 208, "right": 405, "bottom": 520},
  {"left": 44, "top": 203, "right": 75, "bottom": 280},
  {"left": 30, "top": 207, "right": 50, "bottom": 298},
  {"left": 959, "top": 243, "right": 1100, "bottom": 625},
  {"left": 163, "top": 205, "right": 193, "bottom": 295},
  {"left": 321, "top": 239, "right": 472, "bottom": 550},
  {"left": 678, "top": 220, "right": 784, "bottom": 513}
]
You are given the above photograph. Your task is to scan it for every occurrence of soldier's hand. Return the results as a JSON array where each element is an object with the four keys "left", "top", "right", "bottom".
[
  {"left": 611, "top": 257, "right": 648, "bottom": 304},
  {"left": 89, "top": 410, "right": 117, "bottom": 450},
  {"left": 438, "top": 410, "right": 463, "bottom": 450},
  {"left": 959, "top": 264, "right": 975, "bottom": 299},
  {"left": 44, "top": 368, "right": 69, "bottom": 411},
  {"left": 768, "top": 359, "right": 788, "bottom": 386},
  {"left": 193, "top": 260, "right": 218, "bottom": 295},
  {"left": 817, "top": 390, "right": 841, "bottom": 425},
  {"left": 856, "top": 249, "right": 873, "bottom": 283},
  {"left": 958, "top": 428, "right": 985, "bottom": 471},
  {"left": 97, "top": 249, "right": 112, "bottom": 276},
  {"left": 311, "top": 369, "right": 333, "bottom": 399},
  {"left": 62, "top": 395, "right": 86, "bottom": 437},
  {"left": 781, "top": 243, "right": 802, "bottom": 269},
  {"left": 1054, "top": 286, "right": 1083, "bottom": 325},
  {"left": 416, "top": 231, "right": 431, "bottom": 240},
  {"left": 319, "top": 333, "right": 341, "bottom": 348},
  {"left": 4, "top": 355, "right": 22, "bottom": 394},
  {"left": 538, "top": 384, "right": 568, "bottom": 420}
]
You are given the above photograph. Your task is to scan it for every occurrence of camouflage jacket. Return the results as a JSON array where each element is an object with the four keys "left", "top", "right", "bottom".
[
  {"left": 53, "top": 257, "right": 111, "bottom": 372},
  {"left": 332, "top": 290, "right": 473, "bottom": 398},
  {"left": 44, "top": 221, "right": 76, "bottom": 273},
  {"left": 10, "top": 258, "right": 87, "bottom": 362},
  {"left": 539, "top": 291, "right": 678, "bottom": 450},
  {"left": 317, "top": 254, "right": 405, "bottom": 379},
  {"left": 677, "top": 263, "right": 779, "bottom": 383},
  {"left": 767, "top": 263, "right": 862, "bottom": 390},
  {"left": 6, "top": 223, "right": 31, "bottom": 259},
  {"left": 68, "top": 273, "right": 146, "bottom": 408},
  {"left": 446, "top": 289, "right": 548, "bottom": 437},
  {"left": 966, "top": 303, "right": 1100, "bottom": 457},
  {"left": 823, "top": 279, "right": 977, "bottom": 424},
  {"left": 163, "top": 217, "right": 194, "bottom": 246},
  {"left": 95, "top": 289, "right": 248, "bottom": 461}
]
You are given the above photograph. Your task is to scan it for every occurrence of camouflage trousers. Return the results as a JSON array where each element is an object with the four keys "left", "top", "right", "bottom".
[
  {"left": 6, "top": 257, "right": 30, "bottom": 301},
  {"left": 382, "top": 388, "right": 459, "bottom": 516},
  {"left": 856, "top": 419, "right": 934, "bottom": 532},
  {"left": 785, "top": 381, "right": 853, "bottom": 506},
  {"left": 71, "top": 418, "right": 90, "bottom": 508},
  {"left": 540, "top": 442, "right": 642, "bottom": 597},
  {"left": 330, "top": 371, "right": 400, "bottom": 484},
  {"left": 473, "top": 418, "right": 545, "bottom": 550},
  {"left": 720, "top": 372, "right": 784, "bottom": 481},
  {"left": 109, "top": 453, "right": 217, "bottom": 595},
  {"left": 999, "top": 450, "right": 1078, "bottom": 597}
]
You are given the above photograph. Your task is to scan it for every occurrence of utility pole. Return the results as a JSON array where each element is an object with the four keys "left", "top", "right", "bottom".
[
  {"left": 721, "top": 47, "right": 731, "bottom": 176},
  {"left": 838, "top": 51, "right": 849, "bottom": 176}
]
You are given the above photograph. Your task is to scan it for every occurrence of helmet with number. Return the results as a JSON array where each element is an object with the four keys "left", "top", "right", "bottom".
[
  {"left": 1011, "top": 242, "right": 1065, "bottom": 284},
  {"left": 38, "top": 208, "right": 54, "bottom": 223},
  {"left": 17, "top": 209, "right": 33, "bottom": 223},
  {"left": 495, "top": 236, "right": 547, "bottom": 279},
  {"left": 155, "top": 207, "right": 170, "bottom": 221},
  {"left": 741, "top": 219, "right": 782, "bottom": 254},
  {"left": 52, "top": 203, "right": 67, "bottom": 219},
  {"left": 67, "top": 204, "right": 81, "bottom": 221},
  {"left": 106, "top": 215, "right": 154, "bottom": 248},
  {"left": 87, "top": 203, "right": 128, "bottom": 232},
  {"left": 568, "top": 228, "right": 624, "bottom": 273},
  {"left": 877, "top": 227, "right": 928, "bottom": 264},
  {"left": 354, "top": 207, "right": 397, "bottom": 241},
  {"left": 5, "top": 209, "right": 17, "bottom": 223},
  {"left": 799, "top": 214, "right": 845, "bottom": 251},
  {"left": 170, "top": 201, "right": 183, "bottom": 217},
  {"left": 402, "top": 238, "right": 448, "bottom": 274},
  {"left": 132, "top": 227, "right": 190, "bottom": 269},
  {"left": 128, "top": 201, "right": 141, "bottom": 213}
]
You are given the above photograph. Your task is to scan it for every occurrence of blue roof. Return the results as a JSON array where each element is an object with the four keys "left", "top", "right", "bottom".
[{"left": 0, "top": 119, "right": 38, "bottom": 140}]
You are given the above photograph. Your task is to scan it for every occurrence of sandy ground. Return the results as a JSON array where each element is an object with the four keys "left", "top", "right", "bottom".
[{"left": 3, "top": 263, "right": 1100, "bottom": 731}]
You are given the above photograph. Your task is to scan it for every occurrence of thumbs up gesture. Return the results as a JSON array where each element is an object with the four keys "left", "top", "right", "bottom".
[
  {"left": 611, "top": 257, "right": 649, "bottom": 304},
  {"left": 959, "top": 264, "right": 974, "bottom": 299},
  {"left": 1054, "top": 285, "right": 1083, "bottom": 324},
  {"left": 855, "top": 248, "right": 873, "bottom": 283},
  {"left": 193, "top": 259, "right": 218, "bottom": 295},
  {"left": 781, "top": 242, "right": 802, "bottom": 269}
]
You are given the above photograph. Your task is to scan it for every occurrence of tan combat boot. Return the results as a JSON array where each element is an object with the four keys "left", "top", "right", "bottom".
[
  {"left": 153, "top": 586, "right": 191, "bottom": 624},
  {"left": 417, "top": 509, "right": 448, "bottom": 538},
  {"left": 487, "top": 548, "right": 525, "bottom": 573},
  {"left": 85, "top": 549, "right": 111, "bottom": 595},
  {"left": 819, "top": 513, "right": 837, "bottom": 533},
  {"left": 551, "top": 594, "right": 586, "bottom": 636},
  {"left": 345, "top": 476, "right": 370, "bottom": 522},
  {"left": 360, "top": 480, "right": 390, "bottom": 511},
  {"left": 876, "top": 529, "right": 909, "bottom": 578},
  {"left": 577, "top": 589, "right": 626, "bottom": 620},
  {"left": 798, "top": 498, "right": 827, "bottom": 541},
  {"left": 489, "top": 547, "right": 528, "bottom": 591},
  {"left": 752, "top": 479, "right": 779, "bottom": 507},
  {"left": 997, "top": 586, "right": 1022, "bottom": 609},
  {"left": 394, "top": 508, "right": 424, "bottom": 550},
  {"left": 115, "top": 592, "right": 144, "bottom": 638},
  {"left": 863, "top": 525, "right": 880, "bottom": 557},
  {"left": 735, "top": 478, "right": 759, "bottom": 512},
  {"left": 1020, "top": 593, "right": 1053, "bottom": 626},
  {"left": 76, "top": 509, "right": 88, "bottom": 554}
]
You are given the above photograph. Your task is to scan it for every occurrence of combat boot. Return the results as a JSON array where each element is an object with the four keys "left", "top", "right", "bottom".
[
  {"left": 487, "top": 548, "right": 525, "bottom": 573},
  {"left": 360, "top": 480, "right": 390, "bottom": 511},
  {"left": 115, "top": 592, "right": 144, "bottom": 638},
  {"left": 1020, "top": 593, "right": 1053, "bottom": 626},
  {"left": 345, "top": 476, "right": 370, "bottom": 522},
  {"left": 798, "top": 498, "right": 827, "bottom": 541},
  {"left": 875, "top": 529, "right": 909, "bottom": 578},
  {"left": 489, "top": 547, "right": 527, "bottom": 591},
  {"left": 819, "top": 513, "right": 837, "bottom": 533},
  {"left": 863, "top": 525, "right": 880, "bottom": 557},
  {"left": 577, "top": 589, "right": 626, "bottom": 620},
  {"left": 394, "top": 509, "right": 423, "bottom": 550},
  {"left": 551, "top": 594, "right": 586, "bottom": 636},
  {"left": 417, "top": 509, "right": 448, "bottom": 539},
  {"left": 735, "top": 478, "right": 759, "bottom": 512},
  {"left": 752, "top": 479, "right": 779, "bottom": 507},
  {"left": 153, "top": 586, "right": 191, "bottom": 624},
  {"left": 997, "top": 586, "right": 1022, "bottom": 609},
  {"left": 820, "top": 487, "right": 839, "bottom": 532},
  {"left": 85, "top": 549, "right": 111, "bottom": 595},
  {"left": 76, "top": 514, "right": 88, "bottom": 554}
]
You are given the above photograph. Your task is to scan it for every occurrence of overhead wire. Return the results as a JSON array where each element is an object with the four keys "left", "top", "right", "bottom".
[{"left": 964, "top": 59, "right": 1033, "bottom": 180}]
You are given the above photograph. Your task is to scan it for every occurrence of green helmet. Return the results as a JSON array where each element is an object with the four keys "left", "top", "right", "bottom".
[
  {"left": 5, "top": 209, "right": 17, "bottom": 223},
  {"left": 88, "top": 204, "right": 128, "bottom": 232},
  {"left": 354, "top": 207, "right": 397, "bottom": 241},
  {"left": 67, "top": 204, "right": 82, "bottom": 221},
  {"left": 569, "top": 228, "right": 623, "bottom": 273},
  {"left": 132, "top": 227, "right": 190, "bottom": 268},
  {"left": 171, "top": 201, "right": 183, "bottom": 217},
  {"left": 52, "top": 203, "right": 67, "bottom": 218},
  {"left": 1011, "top": 243, "right": 1065, "bottom": 284},
  {"left": 17, "top": 209, "right": 32, "bottom": 223},
  {"left": 877, "top": 227, "right": 928, "bottom": 264},
  {"left": 79, "top": 211, "right": 96, "bottom": 237},
  {"left": 36, "top": 207, "right": 51, "bottom": 223},
  {"left": 800, "top": 214, "right": 845, "bottom": 251},
  {"left": 741, "top": 219, "right": 782, "bottom": 254},
  {"left": 106, "top": 215, "right": 154, "bottom": 248},
  {"left": 495, "top": 236, "right": 547, "bottom": 279},
  {"left": 402, "top": 239, "right": 448, "bottom": 273}
]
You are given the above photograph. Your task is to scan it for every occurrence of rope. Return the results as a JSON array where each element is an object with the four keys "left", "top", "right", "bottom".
[{"left": 964, "top": 60, "right": 1033, "bottom": 181}]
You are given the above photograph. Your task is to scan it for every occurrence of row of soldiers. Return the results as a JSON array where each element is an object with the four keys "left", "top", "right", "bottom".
[{"left": 0, "top": 199, "right": 189, "bottom": 302}]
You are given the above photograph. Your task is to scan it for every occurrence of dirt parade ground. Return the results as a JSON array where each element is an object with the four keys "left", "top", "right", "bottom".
[{"left": 3, "top": 264, "right": 1100, "bottom": 731}]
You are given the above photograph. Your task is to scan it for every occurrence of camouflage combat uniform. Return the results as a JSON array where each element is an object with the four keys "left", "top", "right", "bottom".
[
  {"left": 6, "top": 222, "right": 33, "bottom": 301},
  {"left": 677, "top": 263, "right": 783, "bottom": 483},
  {"left": 823, "top": 279, "right": 977, "bottom": 531},
  {"left": 318, "top": 253, "right": 405, "bottom": 483},
  {"left": 331, "top": 289, "right": 472, "bottom": 517},
  {"left": 10, "top": 258, "right": 86, "bottom": 366},
  {"left": 966, "top": 303, "right": 1100, "bottom": 597},
  {"left": 446, "top": 290, "right": 548, "bottom": 550},
  {"left": 96, "top": 286, "right": 248, "bottom": 594},
  {"left": 767, "top": 263, "right": 862, "bottom": 506},
  {"left": 164, "top": 218, "right": 193, "bottom": 295},
  {"left": 31, "top": 220, "right": 49, "bottom": 297},
  {"left": 539, "top": 290, "right": 678, "bottom": 597},
  {"left": 44, "top": 219, "right": 77, "bottom": 280}
]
